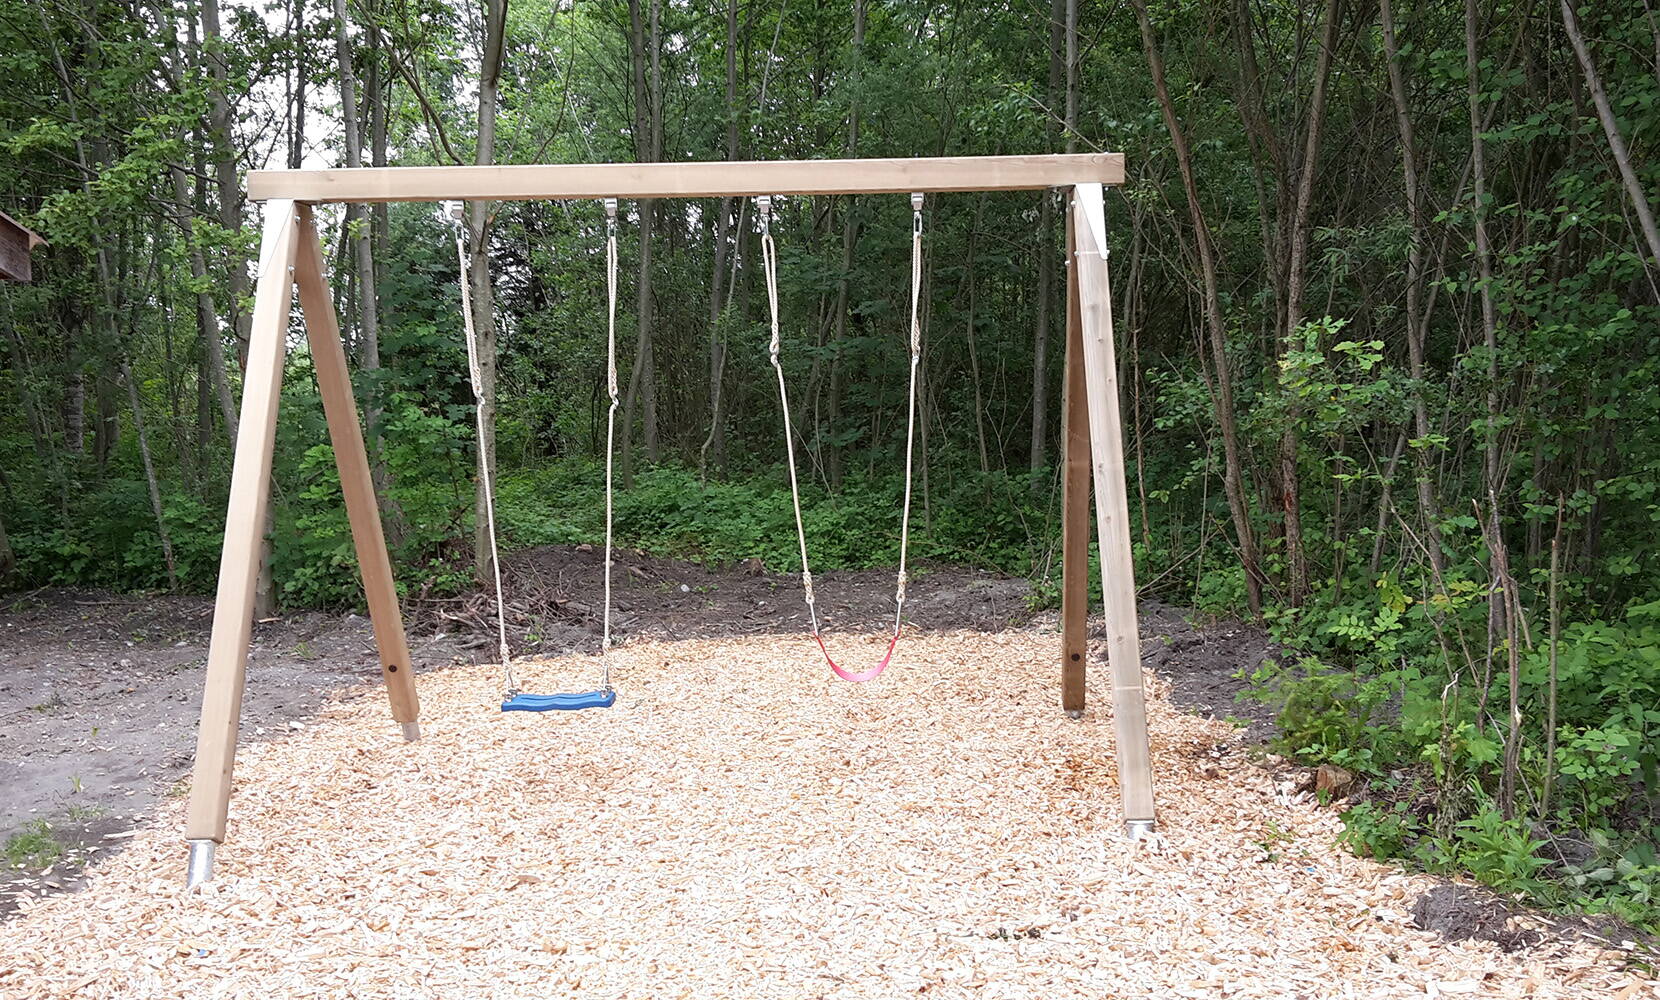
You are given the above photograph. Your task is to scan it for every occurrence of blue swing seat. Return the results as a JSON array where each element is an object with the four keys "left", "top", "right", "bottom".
[{"left": 501, "top": 688, "right": 617, "bottom": 712}]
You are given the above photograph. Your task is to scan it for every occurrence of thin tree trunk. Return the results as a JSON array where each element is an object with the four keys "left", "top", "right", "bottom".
[
  {"left": 201, "top": 0, "right": 253, "bottom": 365},
  {"left": 171, "top": 167, "right": 239, "bottom": 447},
  {"left": 1030, "top": 197, "right": 1053, "bottom": 483},
  {"left": 965, "top": 196, "right": 990, "bottom": 476},
  {"left": 288, "top": 0, "right": 308, "bottom": 169},
  {"left": 1132, "top": 0, "right": 1264, "bottom": 614},
  {"left": 643, "top": 0, "right": 662, "bottom": 462},
  {"left": 123, "top": 358, "right": 178, "bottom": 588},
  {"left": 368, "top": 5, "right": 391, "bottom": 293},
  {"left": 1380, "top": 0, "right": 1446, "bottom": 577},
  {"left": 469, "top": 0, "right": 507, "bottom": 582},
  {"left": 1561, "top": 0, "right": 1660, "bottom": 270},
  {"left": 1276, "top": 0, "right": 1341, "bottom": 607},
  {"left": 332, "top": 0, "right": 399, "bottom": 536},
  {"left": 1542, "top": 512, "right": 1563, "bottom": 816},
  {"left": 620, "top": 0, "right": 659, "bottom": 487},
  {"left": 824, "top": 0, "right": 866, "bottom": 490},
  {"left": 1466, "top": 0, "right": 1501, "bottom": 497},
  {"left": 1029, "top": 0, "right": 1067, "bottom": 484},
  {"left": 700, "top": 0, "right": 742, "bottom": 481},
  {"left": 1487, "top": 498, "right": 1522, "bottom": 820}
]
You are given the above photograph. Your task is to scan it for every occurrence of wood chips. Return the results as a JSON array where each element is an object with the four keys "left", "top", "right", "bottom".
[{"left": 0, "top": 629, "right": 1647, "bottom": 998}]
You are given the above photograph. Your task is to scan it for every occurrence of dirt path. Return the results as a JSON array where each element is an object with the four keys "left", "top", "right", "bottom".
[
  {"left": 0, "top": 546, "right": 1273, "bottom": 918},
  {"left": 0, "top": 631, "right": 1637, "bottom": 999}
]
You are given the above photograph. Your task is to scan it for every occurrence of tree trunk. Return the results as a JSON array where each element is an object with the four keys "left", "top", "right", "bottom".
[
  {"left": 1276, "top": 0, "right": 1341, "bottom": 607},
  {"left": 965, "top": 195, "right": 990, "bottom": 476},
  {"left": 1561, "top": 0, "right": 1660, "bottom": 271},
  {"left": 1380, "top": 0, "right": 1446, "bottom": 577},
  {"left": 201, "top": 0, "right": 253, "bottom": 365},
  {"left": 1030, "top": 196, "right": 1053, "bottom": 483},
  {"left": 1132, "top": 0, "right": 1265, "bottom": 615},
  {"left": 469, "top": 0, "right": 507, "bottom": 582},
  {"left": 332, "top": 0, "right": 399, "bottom": 536},
  {"left": 171, "top": 166, "right": 239, "bottom": 448},
  {"left": 1466, "top": 0, "right": 1501, "bottom": 497},
  {"left": 700, "top": 0, "right": 742, "bottom": 480},
  {"left": 1029, "top": 0, "right": 1067, "bottom": 484},
  {"left": 123, "top": 358, "right": 179, "bottom": 588},
  {"left": 644, "top": 0, "right": 662, "bottom": 463},
  {"left": 287, "top": 0, "right": 308, "bottom": 169},
  {"left": 824, "top": 0, "right": 866, "bottom": 490},
  {"left": 620, "top": 0, "right": 660, "bottom": 487}
]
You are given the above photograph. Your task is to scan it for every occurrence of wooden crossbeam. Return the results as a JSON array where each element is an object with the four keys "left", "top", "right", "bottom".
[{"left": 247, "top": 154, "right": 1124, "bottom": 203}]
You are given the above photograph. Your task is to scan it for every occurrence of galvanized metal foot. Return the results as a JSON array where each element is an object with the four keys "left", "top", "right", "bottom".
[
  {"left": 401, "top": 721, "right": 421, "bottom": 742},
  {"left": 1125, "top": 818, "right": 1156, "bottom": 839},
  {"left": 1066, "top": 709, "right": 1083, "bottom": 720},
  {"left": 186, "top": 839, "right": 216, "bottom": 888}
]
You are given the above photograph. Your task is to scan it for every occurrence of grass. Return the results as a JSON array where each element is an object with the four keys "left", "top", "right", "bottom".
[{"left": 4, "top": 819, "right": 64, "bottom": 870}]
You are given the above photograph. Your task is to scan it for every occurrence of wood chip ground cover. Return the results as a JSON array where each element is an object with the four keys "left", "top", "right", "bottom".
[{"left": 0, "top": 630, "right": 1645, "bottom": 998}]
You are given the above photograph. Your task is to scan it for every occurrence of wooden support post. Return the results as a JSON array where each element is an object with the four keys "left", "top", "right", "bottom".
[
  {"left": 1060, "top": 207, "right": 1090, "bottom": 718},
  {"left": 184, "top": 202, "right": 300, "bottom": 860},
  {"left": 293, "top": 204, "right": 421, "bottom": 739},
  {"left": 1071, "top": 183, "right": 1156, "bottom": 830}
]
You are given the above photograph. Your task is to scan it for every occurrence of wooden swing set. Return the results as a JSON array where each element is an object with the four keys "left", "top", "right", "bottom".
[{"left": 183, "top": 153, "right": 1156, "bottom": 887}]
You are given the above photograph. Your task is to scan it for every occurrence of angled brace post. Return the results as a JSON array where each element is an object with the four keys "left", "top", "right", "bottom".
[
  {"left": 1070, "top": 182, "right": 1157, "bottom": 835},
  {"left": 184, "top": 201, "right": 302, "bottom": 886},
  {"left": 293, "top": 204, "right": 421, "bottom": 740}
]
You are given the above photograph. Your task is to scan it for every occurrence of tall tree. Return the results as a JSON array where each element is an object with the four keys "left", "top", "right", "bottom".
[
  {"left": 1028, "top": 0, "right": 1067, "bottom": 485},
  {"left": 1132, "top": 0, "right": 1265, "bottom": 614},
  {"left": 1561, "top": 0, "right": 1660, "bottom": 272},
  {"left": 699, "top": 0, "right": 743, "bottom": 479},
  {"left": 619, "top": 0, "right": 661, "bottom": 487},
  {"left": 1466, "top": 0, "right": 1501, "bottom": 498},
  {"left": 331, "top": 0, "right": 396, "bottom": 530},
  {"left": 1380, "top": 0, "right": 1445, "bottom": 576},
  {"left": 824, "top": 0, "right": 866, "bottom": 490},
  {"left": 468, "top": 0, "right": 508, "bottom": 581}
]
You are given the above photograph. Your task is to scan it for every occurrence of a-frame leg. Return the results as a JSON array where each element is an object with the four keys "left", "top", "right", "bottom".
[
  {"left": 293, "top": 204, "right": 421, "bottom": 739},
  {"left": 1060, "top": 207, "right": 1091, "bottom": 718},
  {"left": 184, "top": 201, "right": 301, "bottom": 886},
  {"left": 1070, "top": 183, "right": 1156, "bottom": 833}
]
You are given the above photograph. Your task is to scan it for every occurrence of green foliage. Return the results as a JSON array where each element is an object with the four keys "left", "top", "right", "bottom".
[{"left": 3, "top": 819, "right": 63, "bottom": 870}]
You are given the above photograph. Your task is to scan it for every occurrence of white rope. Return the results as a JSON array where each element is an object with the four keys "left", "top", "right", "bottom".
[
  {"left": 761, "top": 193, "right": 925, "bottom": 641},
  {"left": 453, "top": 206, "right": 514, "bottom": 691},
  {"left": 895, "top": 192, "right": 924, "bottom": 631},
  {"left": 601, "top": 198, "right": 619, "bottom": 689},
  {"left": 759, "top": 197, "right": 820, "bottom": 633},
  {"left": 455, "top": 201, "right": 623, "bottom": 696}
]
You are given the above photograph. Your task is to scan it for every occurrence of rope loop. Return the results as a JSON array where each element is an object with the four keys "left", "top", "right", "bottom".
[
  {"left": 758, "top": 196, "right": 782, "bottom": 365},
  {"left": 764, "top": 190, "right": 926, "bottom": 672},
  {"left": 456, "top": 197, "right": 623, "bottom": 696},
  {"left": 453, "top": 214, "right": 514, "bottom": 689},
  {"left": 600, "top": 197, "right": 621, "bottom": 686}
]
